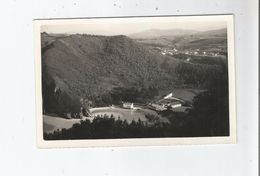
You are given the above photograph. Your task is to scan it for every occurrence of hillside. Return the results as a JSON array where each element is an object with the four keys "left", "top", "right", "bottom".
[
  {"left": 42, "top": 33, "right": 182, "bottom": 113},
  {"left": 41, "top": 33, "right": 223, "bottom": 114}
]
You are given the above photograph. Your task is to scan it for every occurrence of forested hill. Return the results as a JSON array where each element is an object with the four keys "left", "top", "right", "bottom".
[{"left": 41, "top": 33, "right": 223, "bottom": 114}]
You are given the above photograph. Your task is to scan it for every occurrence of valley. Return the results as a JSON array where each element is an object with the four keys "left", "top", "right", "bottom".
[{"left": 41, "top": 27, "right": 230, "bottom": 138}]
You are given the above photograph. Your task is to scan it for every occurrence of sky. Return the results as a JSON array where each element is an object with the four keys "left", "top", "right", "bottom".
[{"left": 40, "top": 16, "right": 228, "bottom": 36}]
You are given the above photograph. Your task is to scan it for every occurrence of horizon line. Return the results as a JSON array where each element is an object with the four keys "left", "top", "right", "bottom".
[{"left": 41, "top": 27, "right": 227, "bottom": 36}]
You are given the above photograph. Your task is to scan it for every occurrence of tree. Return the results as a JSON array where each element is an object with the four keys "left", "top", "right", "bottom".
[{"left": 186, "top": 63, "right": 229, "bottom": 136}]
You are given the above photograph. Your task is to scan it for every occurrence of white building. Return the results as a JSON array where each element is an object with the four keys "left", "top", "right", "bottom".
[
  {"left": 164, "top": 93, "right": 173, "bottom": 99},
  {"left": 170, "top": 102, "right": 182, "bottom": 108},
  {"left": 150, "top": 103, "right": 167, "bottom": 111},
  {"left": 150, "top": 101, "right": 182, "bottom": 111},
  {"left": 123, "top": 102, "right": 134, "bottom": 109}
]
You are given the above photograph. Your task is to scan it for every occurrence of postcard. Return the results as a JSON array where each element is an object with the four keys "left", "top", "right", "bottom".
[{"left": 34, "top": 15, "right": 236, "bottom": 148}]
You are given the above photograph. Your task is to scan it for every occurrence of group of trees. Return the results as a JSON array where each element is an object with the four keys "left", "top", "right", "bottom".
[
  {"left": 166, "top": 61, "right": 229, "bottom": 136},
  {"left": 44, "top": 57, "right": 230, "bottom": 139},
  {"left": 44, "top": 114, "right": 172, "bottom": 140},
  {"left": 41, "top": 70, "right": 81, "bottom": 115},
  {"left": 110, "top": 87, "right": 159, "bottom": 104},
  {"left": 175, "top": 62, "right": 222, "bottom": 88},
  {"left": 45, "top": 78, "right": 229, "bottom": 140},
  {"left": 90, "top": 86, "right": 159, "bottom": 107},
  {"left": 185, "top": 61, "right": 229, "bottom": 136},
  {"left": 41, "top": 34, "right": 183, "bottom": 115}
]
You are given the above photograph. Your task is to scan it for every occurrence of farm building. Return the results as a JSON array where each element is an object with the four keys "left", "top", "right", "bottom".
[
  {"left": 150, "top": 103, "right": 167, "bottom": 111},
  {"left": 122, "top": 102, "right": 134, "bottom": 109},
  {"left": 160, "top": 99, "right": 182, "bottom": 109},
  {"left": 163, "top": 92, "right": 173, "bottom": 99},
  {"left": 170, "top": 102, "right": 182, "bottom": 108},
  {"left": 150, "top": 99, "right": 182, "bottom": 111},
  {"left": 161, "top": 92, "right": 186, "bottom": 103},
  {"left": 161, "top": 52, "right": 166, "bottom": 55}
]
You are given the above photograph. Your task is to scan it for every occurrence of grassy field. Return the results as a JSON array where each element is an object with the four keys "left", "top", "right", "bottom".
[
  {"left": 43, "top": 115, "right": 81, "bottom": 133},
  {"left": 43, "top": 106, "right": 171, "bottom": 134},
  {"left": 172, "top": 88, "right": 204, "bottom": 103}
]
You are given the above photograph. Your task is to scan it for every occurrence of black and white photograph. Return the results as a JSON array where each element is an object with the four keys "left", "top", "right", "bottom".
[
  {"left": 1, "top": 0, "right": 258, "bottom": 175},
  {"left": 34, "top": 15, "right": 236, "bottom": 147}
]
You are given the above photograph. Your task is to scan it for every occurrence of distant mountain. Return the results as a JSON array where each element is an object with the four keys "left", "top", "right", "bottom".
[
  {"left": 128, "top": 28, "right": 227, "bottom": 49},
  {"left": 194, "top": 28, "right": 227, "bottom": 37},
  {"left": 129, "top": 29, "right": 198, "bottom": 39},
  {"left": 171, "top": 28, "right": 228, "bottom": 49}
]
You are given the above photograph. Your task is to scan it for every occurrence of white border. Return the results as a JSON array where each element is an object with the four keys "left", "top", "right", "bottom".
[{"left": 34, "top": 15, "right": 236, "bottom": 148}]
